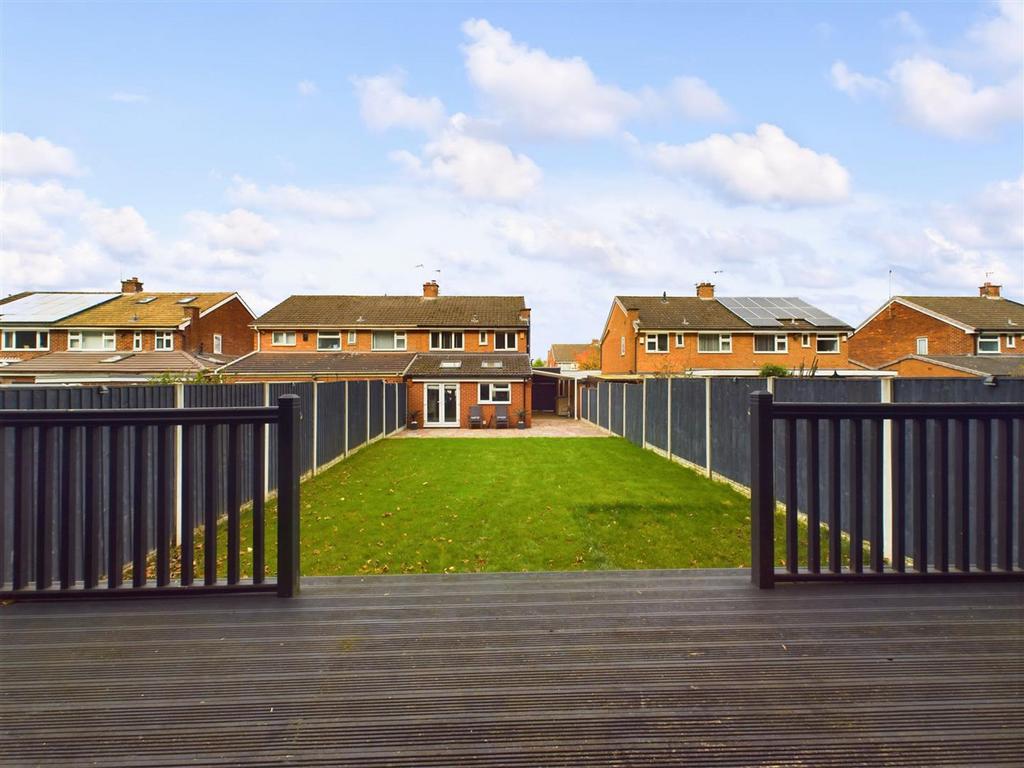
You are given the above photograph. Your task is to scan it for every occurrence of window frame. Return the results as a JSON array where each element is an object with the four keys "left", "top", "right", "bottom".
[
  {"left": 915, "top": 337, "right": 928, "bottom": 355},
  {"left": 1, "top": 329, "right": 50, "bottom": 351},
  {"left": 1005, "top": 335, "right": 1016, "bottom": 349},
  {"left": 154, "top": 331, "right": 174, "bottom": 351},
  {"left": 347, "top": 331, "right": 357, "bottom": 346},
  {"left": 645, "top": 333, "right": 669, "bottom": 353},
  {"left": 212, "top": 334, "right": 223, "bottom": 354},
  {"left": 317, "top": 332, "right": 341, "bottom": 351},
  {"left": 697, "top": 333, "right": 732, "bottom": 353},
  {"left": 478, "top": 382, "right": 512, "bottom": 404},
  {"left": 754, "top": 334, "right": 788, "bottom": 354},
  {"left": 675, "top": 333, "right": 685, "bottom": 348},
  {"left": 371, "top": 330, "right": 407, "bottom": 351},
  {"left": 801, "top": 333, "right": 811, "bottom": 348},
  {"left": 815, "top": 334, "right": 840, "bottom": 354},
  {"left": 67, "top": 330, "right": 116, "bottom": 351},
  {"left": 133, "top": 331, "right": 143, "bottom": 351},
  {"left": 429, "top": 330, "right": 465, "bottom": 351},
  {"left": 620, "top": 336, "right": 626, "bottom": 356},
  {"left": 478, "top": 331, "right": 488, "bottom": 346},
  {"left": 271, "top": 331, "right": 297, "bottom": 347},
  {"left": 493, "top": 331, "right": 517, "bottom": 351},
  {"left": 977, "top": 333, "right": 1000, "bottom": 354}
]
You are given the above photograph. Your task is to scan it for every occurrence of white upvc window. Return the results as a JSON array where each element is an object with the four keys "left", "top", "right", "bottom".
[
  {"left": 1005, "top": 335, "right": 1016, "bottom": 349},
  {"left": 698, "top": 333, "right": 732, "bottom": 353},
  {"left": 133, "top": 331, "right": 143, "bottom": 351},
  {"left": 916, "top": 337, "right": 928, "bottom": 355},
  {"left": 978, "top": 334, "right": 1000, "bottom": 354},
  {"left": 816, "top": 334, "right": 840, "bottom": 354},
  {"left": 754, "top": 334, "right": 788, "bottom": 353},
  {"left": 478, "top": 331, "right": 488, "bottom": 346},
  {"left": 371, "top": 330, "right": 407, "bottom": 350},
  {"left": 645, "top": 333, "right": 669, "bottom": 353},
  {"left": 272, "top": 331, "right": 296, "bottom": 347},
  {"left": 213, "top": 334, "right": 223, "bottom": 354},
  {"left": 67, "top": 331, "right": 115, "bottom": 351},
  {"left": 620, "top": 336, "right": 626, "bottom": 356},
  {"left": 347, "top": 331, "right": 357, "bottom": 345},
  {"left": 494, "top": 331, "right": 517, "bottom": 350},
  {"left": 675, "top": 333, "right": 685, "bottom": 348},
  {"left": 317, "top": 332, "right": 341, "bottom": 351},
  {"left": 155, "top": 331, "right": 174, "bottom": 350},
  {"left": 478, "top": 382, "right": 512, "bottom": 404},
  {"left": 430, "top": 331, "right": 464, "bottom": 350},
  {"left": 801, "top": 334, "right": 811, "bottom": 348},
  {"left": 1, "top": 330, "right": 49, "bottom": 351}
]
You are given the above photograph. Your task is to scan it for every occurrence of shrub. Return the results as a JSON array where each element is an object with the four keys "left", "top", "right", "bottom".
[{"left": 758, "top": 363, "right": 790, "bottom": 378}]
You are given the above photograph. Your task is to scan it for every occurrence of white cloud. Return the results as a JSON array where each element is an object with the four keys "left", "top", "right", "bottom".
[
  {"left": 966, "top": 0, "right": 1023, "bottom": 67},
  {"left": 82, "top": 206, "right": 155, "bottom": 254},
  {"left": 185, "top": 208, "right": 279, "bottom": 252},
  {"left": 647, "top": 123, "right": 851, "bottom": 205},
  {"left": 352, "top": 73, "right": 446, "bottom": 132},
  {"left": 888, "top": 57, "right": 1022, "bottom": 138},
  {"left": 392, "top": 114, "right": 542, "bottom": 201},
  {"left": 227, "top": 176, "right": 374, "bottom": 220},
  {"left": 110, "top": 91, "right": 148, "bottom": 104},
  {"left": 887, "top": 10, "right": 927, "bottom": 41},
  {"left": 668, "top": 77, "right": 733, "bottom": 120},
  {"left": 0, "top": 133, "right": 81, "bottom": 178},
  {"left": 830, "top": 61, "right": 889, "bottom": 99},
  {"left": 297, "top": 80, "right": 319, "bottom": 96}
]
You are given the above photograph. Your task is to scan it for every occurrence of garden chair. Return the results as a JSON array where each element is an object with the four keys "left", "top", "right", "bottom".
[
  {"left": 494, "top": 404, "right": 509, "bottom": 429},
  {"left": 469, "top": 405, "right": 484, "bottom": 429}
]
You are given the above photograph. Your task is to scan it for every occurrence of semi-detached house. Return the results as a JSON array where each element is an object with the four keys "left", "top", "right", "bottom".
[{"left": 220, "top": 281, "right": 535, "bottom": 427}]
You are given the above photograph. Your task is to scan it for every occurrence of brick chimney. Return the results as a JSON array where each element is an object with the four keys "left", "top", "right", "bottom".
[
  {"left": 979, "top": 281, "right": 1001, "bottom": 299},
  {"left": 121, "top": 276, "right": 144, "bottom": 294},
  {"left": 519, "top": 307, "right": 531, "bottom": 323},
  {"left": 183, "top": 306, "right": 201, "bottom": 351},
  {"left": 422, "top": 280, "right": 439, "bottom": 299},
  {"left": 696, "top": 282, "right": 715, "bottom": 300}
]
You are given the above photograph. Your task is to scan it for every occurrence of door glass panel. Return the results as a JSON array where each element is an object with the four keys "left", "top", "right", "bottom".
[
  {"left": 443, "top": 384, "right": 458, "bottom": 424},
  {"left": 426, "top": 386, "right": 440, "bottom": 423}
]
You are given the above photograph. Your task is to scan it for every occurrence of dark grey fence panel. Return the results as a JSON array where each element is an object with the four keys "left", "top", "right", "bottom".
[
  {"left": 317, "top": 381, "right": 347, "bottom": 467},
  {"left": 894, "top": 378, "right": 1024, "bottom": 403},
  {"left": 385, "top": 384, "right": 398, "bottom": 434},
  {"left": 710, "top": 378, "right": 768, "bottom": 486},
  {"left": 774, "top": 378, "right": 882, "bottom": 404},
  {"left": 268, "top": 382, "right": 313, "bottom": 490},
  {"left": 597, "top": 382, "right": 609, "bottom": 429},
  {"left": 369, "top": 381, "right": 384, "bottom": 439},
  {"left": 670, "top": 378, "right": 706, "bottom": 466},
  {"left": 397, "top": 383, "right": 407, "bottom": 428},
  {"left": 587, "top": 388, "right": 597, "bottom": 423},
  {"left": 644, "top": 379, "right": 668, "bottom": 451},
  {"left": 623, "top": 383, "right": 643, "bottom": 446},
  {"left": 610, "top": 383, "right": 624, "bottom": 436},
  {"left": 347, "top": 381, "right": 368, "bottom": 452}
]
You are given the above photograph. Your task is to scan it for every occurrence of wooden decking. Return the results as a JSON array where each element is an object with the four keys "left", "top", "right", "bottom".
[{"left": 2, "top": 569, "right": 1022, "bottom": 766}]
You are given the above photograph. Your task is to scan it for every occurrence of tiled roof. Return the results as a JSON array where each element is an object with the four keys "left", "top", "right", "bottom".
[
  {"left": 907, "top": 355, "right": 1024, "bottom": 376},
  {"left": 549, "top": 343, "right": 597, "bottom": 363},
  {"left": 0, "top": 351, "right": 212, "bottom": 374},
  {"left": 252, "top": 295, "right": 528, "bottom": 328},
  {"left": 899, "top": 296, "right": 1024, "bottom": 331},
  {"left": 56, "top": 292, "right": 237, "bottom": 328},
  {"left": 615, "top": 296, "right": 852, "bottom": 331},
  {"left": 220, "top": 352, "right": 416, "bottom": 376},
  {"left": 405, "top": 353, "right": 533, "bottom": 378}
]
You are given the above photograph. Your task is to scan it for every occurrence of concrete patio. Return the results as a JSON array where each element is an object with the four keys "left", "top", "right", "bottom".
[{"left": 396, "top": 412, "right": 608, "bottom": 438}]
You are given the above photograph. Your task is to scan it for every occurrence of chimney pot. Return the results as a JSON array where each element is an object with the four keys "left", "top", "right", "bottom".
[
  {"left": 696, "top": 282, "right": 715, "bottom": 299},
  {"left": 121, "top": 276, "right": 144, "bottom": 294},
  {"left": 979, "top": 281, "right": 1001, "bottom": 299}
]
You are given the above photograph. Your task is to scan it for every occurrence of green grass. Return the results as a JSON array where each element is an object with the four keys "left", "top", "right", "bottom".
[{"left": 184, "top": 437, "right": 861, "bottom": 578}]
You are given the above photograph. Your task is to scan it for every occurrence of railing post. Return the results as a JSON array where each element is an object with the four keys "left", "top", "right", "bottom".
[
  {"left": 750, "top": 390, "right": 775, "bottom": 589},
  {"left": 276, "top": 394, "right": 301, "bottom": 597}
]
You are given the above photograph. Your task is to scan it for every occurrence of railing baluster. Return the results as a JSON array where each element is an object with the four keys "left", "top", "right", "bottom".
[
  {"left": 1015, "top": 418, "right": 1023, "bottom": 572},
  {"left": 181, "top": 424, "right": 196, "bottom": 587},
  {"left": 785, "top": 417, "right": 797, "bottom": 575},
  {"left": 13, "top": 427, "right": 30, "bottom": 591},
  {"left": 108, "top": 426, "right": 123, "bottom": 589},
  {"left": 204, "top": 424, "right": 217, "bottom": 586},
  {"left": 869, "top": 418, "right": 883, "bottom": 573},
  {"left": 133, "top": 425, "right": 148, "bottom": 588},
  {"left": 36, "top": 426, "right": 55, "bottom": 590},
  {"left": 0, "top": 426, "right": 7, "bottom": 590},
  {"left": 84, "top": 426, "right": 101, "bottom": 589},
  {"left": 156, "top": 424, "right": 172, "bottom": 587},
  {"left": 849, "top": 419, "right": 863, "bottom": 574},
  {"left": 806, "top": 418, "right": 820, "bottom": 574},
  {"left": 227, "top": 423, "right": 241, "bottom": 585},
  {"left": 252, "top": 422, "right": 266, "bottom": 584},
  {"left": 912, "top": 418, "right": 927, "bottom": 573},
  {"left": 59, "top": 427, "right": 76, "bottom": 589},
  {"left": 934, "top": 418, "right": 948, "bottom": 573},
  {"left": 975, "top": 419, "right": 991, "bottom": 572},
  {"left": 828, "top": 417, "right": 841, "bottom": 573},
  {"left": 951, "top": 419, "right": 968, "bottom": 572},
  {"left": 993, "top": 419, "right": 1011, "bottom": 571},
  {"left": 891, "top": 418, "right": 905, "bottom": 573}
]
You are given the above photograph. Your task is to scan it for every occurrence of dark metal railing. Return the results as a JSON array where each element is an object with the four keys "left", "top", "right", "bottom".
[
  {"left": 750, "top": 391, "right": 1023, "bottom": 588},
  {"left": 0, "top": 395, "right": 301, "bottom": 599}
]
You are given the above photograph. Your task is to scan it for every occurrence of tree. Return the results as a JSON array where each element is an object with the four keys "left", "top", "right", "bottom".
[
  {"left": 574, "top": 346, "right": 601, "bottom": 371},
  {"left": 532, "top": 358, "right": 546, "bottom": 368},
  {"left": 757, "top": 363, "right": 790, "bottom": 378}
]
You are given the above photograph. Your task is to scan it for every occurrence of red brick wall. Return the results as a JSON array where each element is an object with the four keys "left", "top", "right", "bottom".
[
  {"left": 189, "top": 297, "right": 255, "bottom": 356},
  {"left": 406, "top": 380, "right": 532, "bottom": 427},
  {"left": 881, "top": 359, "right": 974, "bottom": 378},
  {"left": 258, "top": 328, "right": 527, "bottom": 354},
  {"left": 849, "top": 301, "right": 974, "bottom": 368},
  {"left": 600, "top": 303, "right": 637, "bottom": 374}
]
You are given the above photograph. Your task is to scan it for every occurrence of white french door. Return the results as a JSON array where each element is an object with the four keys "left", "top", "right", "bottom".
[{"left": 424, "top": 383, "right": 460, "bottom": 427}]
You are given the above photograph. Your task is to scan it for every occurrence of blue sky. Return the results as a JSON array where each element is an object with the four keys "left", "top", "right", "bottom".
[{"left": 2, "top": 1, "right": 1022, "bottom": 355}]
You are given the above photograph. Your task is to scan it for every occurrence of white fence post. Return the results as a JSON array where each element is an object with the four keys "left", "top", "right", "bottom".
[
  {"left": 881, "top": 377, "right": 894, "bottom": 561},
  {"left": 704, "top": 377, "right": 713, "bottom": 477},
  {"left": 366, "top": 380, "right": 371, "bottom": 442}
]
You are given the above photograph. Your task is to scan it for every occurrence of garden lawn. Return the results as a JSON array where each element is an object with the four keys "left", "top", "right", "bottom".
[{"left": 189, "top": 436, "right": 858, "bottom": 578}]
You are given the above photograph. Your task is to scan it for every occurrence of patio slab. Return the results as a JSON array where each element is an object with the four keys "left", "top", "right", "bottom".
[{"left": 397, "top": 412, "right": 609, "bottom": 438}]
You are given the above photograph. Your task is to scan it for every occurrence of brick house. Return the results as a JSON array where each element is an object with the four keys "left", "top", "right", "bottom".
[
  {"left": 0, "top": 277, "right": 255, "bottom": 384},
  {"left": 546, "top": 341, "right": 600, "bottom": 371},
  {"left": 221, "top": 281, "right": 535, "bottom": 427},
  {"left": 599, "top": 283, "right": 854, "bottom": 375},
  {"left": 848, "top": 282, "right": 1024, "bottom": 377}
]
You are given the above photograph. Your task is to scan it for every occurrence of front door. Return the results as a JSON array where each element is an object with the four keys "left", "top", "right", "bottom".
[{"left": 424, "top": 383, "right": 460, "bottom": 427}]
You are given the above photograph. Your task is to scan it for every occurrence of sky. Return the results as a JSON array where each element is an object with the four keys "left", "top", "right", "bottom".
[{"left": 2, "top": 1, "right": 1022, "bottom": 357}]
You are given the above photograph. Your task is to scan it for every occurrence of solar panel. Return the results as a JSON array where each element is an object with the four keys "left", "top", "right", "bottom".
[
  {"left": 0, "top": 293, "right": 120, "bottom": 323},
  {"left": 718, "top": 296, "right": 845, "bottom": 328}
]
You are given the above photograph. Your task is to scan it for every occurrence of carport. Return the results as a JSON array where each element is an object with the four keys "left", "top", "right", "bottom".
[{"left": 531, "top": 368, "right": 599, "bottom": 418}]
